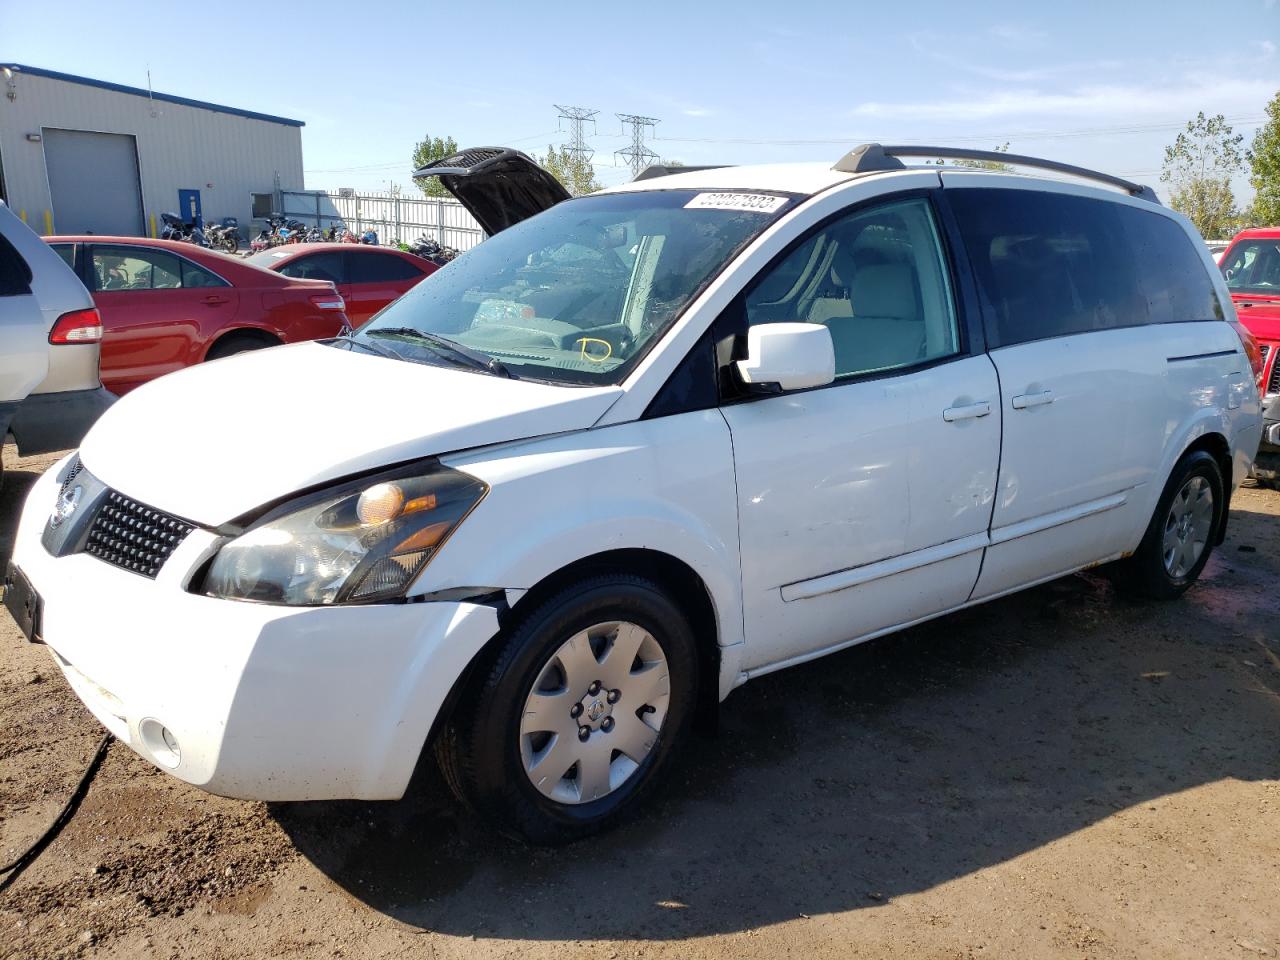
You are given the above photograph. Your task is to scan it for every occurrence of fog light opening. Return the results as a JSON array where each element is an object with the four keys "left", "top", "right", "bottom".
[{"left": 138, "top": 718, "right": 181, "bottom": 769}]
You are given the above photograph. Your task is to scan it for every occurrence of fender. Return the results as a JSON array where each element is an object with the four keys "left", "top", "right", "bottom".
[
  {"left": 1133, "top": 405, "right": 1235, "bottom": 552},
  {"left": 425, "top": 411, "right": 746, "bottom": 648}
]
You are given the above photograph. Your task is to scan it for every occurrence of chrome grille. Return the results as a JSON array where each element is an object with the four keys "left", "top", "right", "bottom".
[
  {"left": 1267, "top": 344, "right": 1280, "bottom": 396},
  {"left": 84, "top": 491, "right": 194, "bottom": 578}
]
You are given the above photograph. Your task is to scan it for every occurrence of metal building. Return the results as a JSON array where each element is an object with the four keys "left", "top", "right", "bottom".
[{"left": 0, "top": 63, "right": 304, "bottom": 238}]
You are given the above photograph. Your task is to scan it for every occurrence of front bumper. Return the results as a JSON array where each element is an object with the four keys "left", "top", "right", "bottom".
[
  {"left": 1255, "top": 394, "right": 1280, "bottom": 480},
  {"left": 10, "top": 459, "right": 500, "bottom": 801}
]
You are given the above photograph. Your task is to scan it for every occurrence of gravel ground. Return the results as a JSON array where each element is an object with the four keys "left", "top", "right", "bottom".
[{"left": 1, "top": 443, "right": 1278, "bottom": 960}]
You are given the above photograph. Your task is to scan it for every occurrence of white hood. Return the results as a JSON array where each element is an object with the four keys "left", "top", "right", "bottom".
[{"left": 79, "top": 342, "right": 622, "bottom": 526}]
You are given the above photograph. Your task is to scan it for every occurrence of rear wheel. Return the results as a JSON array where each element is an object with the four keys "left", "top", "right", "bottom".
[
  {"left": 205, "top": 332, "right": 279, "bottom": 362},
  {"left": 1114, "top": 450, "right": 1224, "bottom": 600},
  {"left": 221, "top": 236, "right": 238, "bottom": 254},
  {"left": 434, "top": 574, "right": 698, "bottom": 844}
]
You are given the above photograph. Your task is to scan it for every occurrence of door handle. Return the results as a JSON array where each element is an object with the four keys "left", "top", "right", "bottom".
[
  {"left": 202, "top": 296, "right": 229, "bottom": 306},
  {"left": 1011, "top": 389, "right": 1055, "bottom": 410},
  {"left": 943, "top": 400, "right": 992, "bottom": 422}
]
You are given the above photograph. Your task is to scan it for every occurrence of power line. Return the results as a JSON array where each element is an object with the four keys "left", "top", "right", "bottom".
[
  {"left": 642, "top": 115, "right": 1267, "bottom": 148},
  {"left": 615, "top": 114, "right": 660, "bottom": 178}
]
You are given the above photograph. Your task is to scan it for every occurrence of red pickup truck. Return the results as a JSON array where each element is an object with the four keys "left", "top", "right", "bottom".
[{"left": 1219, "top": 228, "right": 1280, "bottom": 483}]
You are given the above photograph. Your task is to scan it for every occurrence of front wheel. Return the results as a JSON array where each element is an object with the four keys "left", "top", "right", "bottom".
[
  {"left": 434, "top": 574, "right": 698, "bottom": 844},
  {"left": 1113, "top": 450, "right": 1224, "bottom": 600}
]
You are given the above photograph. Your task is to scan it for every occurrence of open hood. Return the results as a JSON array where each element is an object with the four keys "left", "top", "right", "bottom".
[
  {"left": 78, "top": 342, "right": 621, "bottom": 527},
  {"left": 414, "top": 147, "right": 571, "bottom": 235}
]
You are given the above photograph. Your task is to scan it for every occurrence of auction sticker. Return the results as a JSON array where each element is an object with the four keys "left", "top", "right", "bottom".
[{"left": 684, "top": 193, "right": 788, "bottom": 214}]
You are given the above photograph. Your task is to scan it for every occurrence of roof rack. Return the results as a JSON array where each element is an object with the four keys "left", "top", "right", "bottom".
[
  {"left": 632, "top": 164, "right": 728, "bottom": 182},
  {"left": 832, "top": 143, "right": 1160, "bottom": 204}
]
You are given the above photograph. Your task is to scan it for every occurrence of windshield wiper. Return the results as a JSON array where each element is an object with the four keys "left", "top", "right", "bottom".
[
  {"left": 325, "top": 335, "right": 407, "bottom": 362},
  {"left": 365, "top": 328, "right": 515, "bottom": 379}
]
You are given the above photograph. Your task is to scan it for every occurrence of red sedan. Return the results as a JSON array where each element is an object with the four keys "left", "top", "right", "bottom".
[
  {"left": 245, "top": 244, "right": 437, "bottom": 326},
  {"left": 47, "top": 236, "right": 351, "bottom": 395}
]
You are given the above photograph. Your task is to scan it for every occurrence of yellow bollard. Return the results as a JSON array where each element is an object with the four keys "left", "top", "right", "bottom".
[
  {"left": 43, "top": 210, "right": 53, "bottom": 235},
  {"left": 18, "top": 209, "right": 27, "bottom": 224},
  {"left": 149, "top": 213, "right": 156, "bottom": 238}
]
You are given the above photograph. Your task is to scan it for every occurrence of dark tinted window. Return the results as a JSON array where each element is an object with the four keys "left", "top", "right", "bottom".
[
  {"left": 347, "top": 251, "right": 424, "bottom": 283},
  {"left": 50, "top": 243, "right": 76, "bottom": 272},
  {"left": 0, "top": 232, "right": 33, "bottom": 297},
  {"left": 948, "top": 189, "right": 1221, "bottom": 348},
  {"left": 180, "top": 259, "right": 228, "bottom": 288},
  {"left": 279, "top": 252, "right": 344, "bottom": 284},
  {"left": 1119, "top": 206, "right": 1223, "bottom": 326}
]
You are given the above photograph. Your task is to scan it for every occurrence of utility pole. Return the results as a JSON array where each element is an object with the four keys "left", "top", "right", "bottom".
[
  {"left": 554, "top": 105, "right": 599, "bottom": 195},
  {"left": 616, "top": 114, "right": 660, "bottom": 178}
]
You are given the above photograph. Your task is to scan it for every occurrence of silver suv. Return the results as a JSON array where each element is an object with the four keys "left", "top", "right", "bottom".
[{"left": 0, "top": 201, "right": 113, "bottom": 481}]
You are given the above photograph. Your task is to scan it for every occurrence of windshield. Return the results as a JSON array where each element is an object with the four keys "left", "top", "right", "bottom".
[
  {"left": 1221, "top": 239, "right": 1280, "bottom": 297},
  {"left": 343, "top": 189, "right": 794, "bottom": 384}
]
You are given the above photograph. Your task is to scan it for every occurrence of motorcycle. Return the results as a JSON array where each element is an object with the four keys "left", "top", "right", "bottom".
[
  {"left": 205, "top": 217, "right": 239, "bottom": 254},
  {"left": 408, "top": 235, "right": 459, "bottom": 267},
  {"left": 159, "top": 211, "right": 208, "bottom": 247}
]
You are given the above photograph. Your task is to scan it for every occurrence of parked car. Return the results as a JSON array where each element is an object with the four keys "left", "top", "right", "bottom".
[
  {"left": 8, "top": 145, "right": 1262, "bottom": 844},
  {"left": 46, "top": 236, "right": 351, "bottom": 395},
  {"left": 1206, "top": 239, "right": 1232, "bottom": 263},
  {"left": 0, "top": 202, "right": 113, "bottom": 483},
  {"left": 245, "top": 243, "right": 437, "bottom": 327},
  {"left": 1218, "top": 227, "right": 1280, "bottom": 483}
]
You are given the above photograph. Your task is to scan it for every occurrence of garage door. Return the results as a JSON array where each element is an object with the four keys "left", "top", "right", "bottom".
[{"left": 44, "top": 129, "right": 145, "bottom": 235}]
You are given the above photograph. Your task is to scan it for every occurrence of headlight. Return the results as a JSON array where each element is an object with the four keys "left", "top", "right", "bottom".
[{"left": 200, "top": 463, "right": 487, "bottom": 605}]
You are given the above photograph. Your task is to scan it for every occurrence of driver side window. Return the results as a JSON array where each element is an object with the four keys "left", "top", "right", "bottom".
[{"left": 745, "top": 197, "right": 960, "bottom": 380}]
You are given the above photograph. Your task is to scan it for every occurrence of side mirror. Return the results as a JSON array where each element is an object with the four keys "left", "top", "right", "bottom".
[{"left": 735, "top": 323, "right": 835, "bottom": 392}]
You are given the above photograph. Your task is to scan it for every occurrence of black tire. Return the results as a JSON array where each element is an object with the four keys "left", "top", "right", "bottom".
[
  {"left": 1113, "top": 450, "right": 1224, "bottom": 600},
  {"left": 221, "top": 236, "right": 238, "bottom": 254},
  {"left": 205, "top": 332, "right": 278, "bottom": 362},
  {"left": 434, "top": 573, "right": 699, "bottom": 844}
]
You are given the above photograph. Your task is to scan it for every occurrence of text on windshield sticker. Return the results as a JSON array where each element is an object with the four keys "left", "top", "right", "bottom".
[{"left": 684, "top": 193, "right": 788, "bottom": 214}]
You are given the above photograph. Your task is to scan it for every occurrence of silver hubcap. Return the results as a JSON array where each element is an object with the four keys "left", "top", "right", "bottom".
[
  {"left": 520, "top": 621, "right": 670, "bottom": 805},
  {"left": 1163, "top": 475, "right": 1214, "bottom": 578}
]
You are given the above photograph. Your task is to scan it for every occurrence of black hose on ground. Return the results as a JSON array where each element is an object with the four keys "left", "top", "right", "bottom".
[{"left": 0, "top": 732, "right": 114, "bottom": 891}]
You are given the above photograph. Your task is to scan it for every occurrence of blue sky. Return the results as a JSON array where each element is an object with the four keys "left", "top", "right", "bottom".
[{"left": 5, "top": 0, "right": 1278, "bottom": 199}]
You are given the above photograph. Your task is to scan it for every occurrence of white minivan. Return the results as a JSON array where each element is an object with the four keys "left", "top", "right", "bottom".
[{"left": 6, "top": 145, "right": 1264, "bottom": 843}]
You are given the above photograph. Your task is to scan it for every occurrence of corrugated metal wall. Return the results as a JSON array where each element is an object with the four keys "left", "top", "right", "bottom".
[{"left": 0, "top": 69, "right": 303, "bottom": 236}]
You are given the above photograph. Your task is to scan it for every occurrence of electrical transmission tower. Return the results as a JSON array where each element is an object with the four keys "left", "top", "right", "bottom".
[
  {"left": 554, "top": 105, "right": 598, "bottom": 194},
  {"left": 615, "top": 114, "right": 660, "bottom": 178}
]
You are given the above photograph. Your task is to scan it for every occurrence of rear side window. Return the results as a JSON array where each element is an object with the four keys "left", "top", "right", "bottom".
[
  {"left": 279, "top": 252, "right": 344, "bottom": 284},
  {"left": 50, "top": 243, "right": 76, "bottom": 272},
  {"left": 180, "top": 259, "right": 228, "bottom": 288},
  {"left": 0, "top": 232, "right": 34, "bottom": 297},
  {"left": 947, "top": 189, "right": 1222, "bottom": 348},
  {"left": 347, "top": 252, "right": 425, "bottom": 283},
  {"left": 1119, "top": 208, "right": 1224, "bottom": 326}
]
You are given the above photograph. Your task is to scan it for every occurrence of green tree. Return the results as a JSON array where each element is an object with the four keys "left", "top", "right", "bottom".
[
  {"left": 541, "top": 144, "right": 601, "bottom": 196},
  {"left": 411, "top": 134, "right": 459, "bottom": 198},
  {"left": 1248, "top": 90, "right": 1280, "bottom": 226},
  {"left": 1161, "top": 112, "right": 1245, "bottom": 239}
]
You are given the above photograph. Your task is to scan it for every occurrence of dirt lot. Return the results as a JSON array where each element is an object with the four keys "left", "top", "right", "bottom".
[{"left": 1, "top": 444, "right": 1278, "bottom": 960}]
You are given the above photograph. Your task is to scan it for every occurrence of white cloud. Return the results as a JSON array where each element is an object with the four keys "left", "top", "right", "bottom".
[
  {"left": 1260, "top": 39, "right": 1277, "bottom": 58},
  {"left": 850, "top": 73, "right": 1279, "bottom": 123},
  {"left": 987, "top": 23, "right": 1048, "bottom": 46},
  {"left": 682, "top": 106, "right": 713, "bottom": 117}
]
